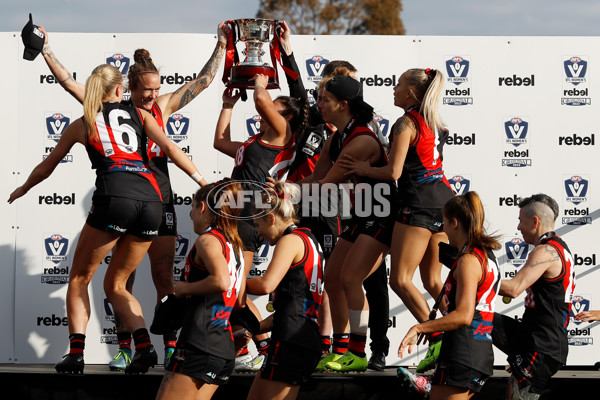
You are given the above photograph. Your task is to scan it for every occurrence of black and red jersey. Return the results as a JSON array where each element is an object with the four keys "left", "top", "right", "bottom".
[
  {"left": 287, "top": 123, "right": 334, "bottom": 182},
  {"left": 86, "top": 101, "right": 162, "bottom": 202},
  {"left": 177, "top": 227, "right": 244, "bottom": 359},
  {"left": 231, "top": 134, "right": 295, "bottom": 182},
  {"left": 272, "top": 227, "right": 324, "bottom": 352},
  {"left": 523, "top": 233, "right": 575, "bottom": 364},
  {"left": 396, "top": 107, "right": 453, "bottom": 208},
  {"left": 439, "top": 246, "right": 500, "bottom": 375},
  {"left": 122, "top": 100, "right": 173, "bottom": 205}
]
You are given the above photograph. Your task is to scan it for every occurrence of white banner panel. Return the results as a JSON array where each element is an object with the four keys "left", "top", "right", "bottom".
[{"left": 2, "top": 32, "right": 597, "bottom": 366}]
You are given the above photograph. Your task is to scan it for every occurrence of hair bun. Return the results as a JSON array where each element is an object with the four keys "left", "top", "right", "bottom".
[{"left": 133, "top": 49, "right": 152, "bottom": 63}]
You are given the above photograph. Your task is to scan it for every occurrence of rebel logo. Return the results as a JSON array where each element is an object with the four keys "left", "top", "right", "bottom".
[
  {"left": 306, "top": 56, "right": 329, "bottom": 81},
  {"left": 173, "top": 193, "right": 193, "bottom": 206},
  {"left": 445, "top": 56, "right": 469, "bottom": 84},
  {"left": 564, "top": 176, "right": 588, "bottom": 205},
  {"left": 499, "top": 74, "right": 535, "bottom": 86},
  {"left": 448, "top": 175, "right": 470, "bottom": 195},
  {"left": 166, "top": 113, "right": 190, "bottom": 142},
  {"left": 564, "top": 57, "right": 587, "bottom": 85},
  {"left": 246, "top": 115, "right": 261, "bottom": 137},
  {"left": 106, "top": 53, "right": 130, "bottom": 75},
  {"left": 40, "top": 72, "right": 77, "bottom": 84},
  {"left": 38, "top": 193, "right": 75, "bottom": 205},
  {"left": 558, "top": 134, "right": 595, "bottom": 146},
  {"left": 46, "top": 113, "right": 71, "bottom": 142},
  {"left": 37, "top": 314, "right": 68, "bottom": 327},
  {"left": 446, "top": 133, "right": 475, "bottom": 145}
]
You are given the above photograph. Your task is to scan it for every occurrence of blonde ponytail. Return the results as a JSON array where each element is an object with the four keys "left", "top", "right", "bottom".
[{"left": 83, "top": 64, "right": 122, "bottom": 140}]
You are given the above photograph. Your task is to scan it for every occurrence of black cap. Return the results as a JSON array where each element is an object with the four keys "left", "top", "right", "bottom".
[
  {"left": 21, "top": 13, "right": 45, "bottom": 61},
  {"left": 325, "top": 75, "right": 374, "bottom": 114}
]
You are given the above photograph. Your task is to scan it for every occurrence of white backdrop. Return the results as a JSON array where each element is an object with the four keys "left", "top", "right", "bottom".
[{"left": 1, "top": 31, "right": 598, "bottom": 366}]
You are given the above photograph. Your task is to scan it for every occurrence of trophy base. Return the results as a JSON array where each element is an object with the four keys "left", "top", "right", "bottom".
[{"left": 227, "top": 64, "right": 279, "bottom": 89}]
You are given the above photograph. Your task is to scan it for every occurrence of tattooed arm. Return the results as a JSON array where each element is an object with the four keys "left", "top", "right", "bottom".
[
  {"left": 158, "top": 22, "right": 229, "bottom": 117},
  {"left": 500, "top": 244, "right": 563, "bottom": 298},
  {"left": 38, "top": 27, "right": 85, "bottom": 103}
]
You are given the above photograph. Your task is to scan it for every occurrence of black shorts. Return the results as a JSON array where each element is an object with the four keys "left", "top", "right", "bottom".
[
  {"left": 396, "top": 205, "right": 444, "bottom": 232},
  {"left": 299, "top": 215, "right": 340, "bottom": 259},
  {"left": 237, "top": 219, "right": 263, "bottom": 253},
  {"left": 260, "top": 340, "right": 320, "bottom": 385},
  {"left": 432, "top": 361, "right": 489, "bottom": 393},
  {"left": 340, "top": 217, "right": 393, "bottom": 247},
  {"left": 166, "top": 345, "right": 234, "bottom": 386},
  {"left": 492, "top": 314, "right": 562, "bottom": 394},
  {"left": 158, "top": 201, "right": 177, "bottom": 237},
  {"left": 86, "top": 195, "right": 162, "bottom": 239}
]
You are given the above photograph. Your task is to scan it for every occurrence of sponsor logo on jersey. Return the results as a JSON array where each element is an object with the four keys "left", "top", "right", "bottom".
[
  {"left": 211, "top": 304, "right": 232, "bottom": 327},
  {"left": 562, "top": 56, "right": 591, "bottom": 106},
  {"left": 562, "top": 175, "right": 592, "bottom": 225},
  {"left": 373, "top": 115, "right": 390, "bottom": 140},
  {"left": 502, "top": 117, "right": 532, "bottom": 167},
  {"left": 166, "top": 113, "right": 190, "bottom": 142},
  {"left": 106, "top": 53, "right": 131, "bottom": 76},
  {"left": 570, "top": 295, "right": 591, "bottom": 326},
  {"left": 444, "top": 56, "right": 473, "bottom": 106},
  {"left": 448, "top": 175, "right": 471, "bottom": 195},
  {"left": 472, "top": 319, "right": 493, "bottom": 341},
  {"left": 305, "top": 55, "right": 329, "bottom": 82},
  {"left": 246, "top": 115, "right": 262, "bottom": 137}
]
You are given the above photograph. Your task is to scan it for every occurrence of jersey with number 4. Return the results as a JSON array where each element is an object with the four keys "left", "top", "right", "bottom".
[
  {"left": 523, "top": 234, "right": 575, "bottom": 364},
  {"left": 396, "top": 106, "right": 453, "bottom": 208},
  {"left": 86, "top": 102, "right": 162, "bottom": 202}
]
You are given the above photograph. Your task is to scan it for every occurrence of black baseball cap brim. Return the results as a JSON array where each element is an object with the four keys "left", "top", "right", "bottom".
[{"left": 21, "top": 13, "right": 45, "bottom": 61}]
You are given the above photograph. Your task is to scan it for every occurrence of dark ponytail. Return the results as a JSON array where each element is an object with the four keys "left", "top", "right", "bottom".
[{"left": 276, "top": 95, "right": 310, "bottom": 144}]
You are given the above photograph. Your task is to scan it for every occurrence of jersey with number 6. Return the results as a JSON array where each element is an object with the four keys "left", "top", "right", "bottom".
[
  {"left": 86, "top": 101, "right": 162, "bottom": 202},
  {"left": 396, "top": 106, "right": 453, "bottom": 208}
]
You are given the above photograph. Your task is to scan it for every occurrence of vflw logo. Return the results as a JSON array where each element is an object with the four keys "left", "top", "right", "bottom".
[
  {"left": 448, "top": 175, "right": 471, "bottom": 195},
  {"left": 44, "top": 234, "right": 69, "bottom": 264},
  {"left": 166, "top": 113, "right": 190, "bottom": 142},
  {"left": 106, "top": 53, "right": 131, "bottom": 75},
  {"left": 103, "top": 298, "right": 115, "bottom": 322},
  {"left": 564, "top": 176, "right": 588, "bottom": 205},
  {"left": 504, "top": 118, "right": 528, "bottom": 147},
  {"left": 373, "top": 115, "right": 390, "bottom": 139},
  {"left": 446, "top": 56, "right": 469, "bottom": 85},
  {"left": 570, "top": 295, "right": 590, "bottom": 325},
  {"left": 175, "top": 234, "right": 190, "bottom": 265},
  {"left": 505, "top": 238, "right": 529, "bottom": 264},
  {"left": 564, "top": 57, "right": 587, "bottom": 85},
  {"left": 306, "top": 56, "right": 330, "bottom": 82},
  {"left": 46, "top": 113, "right": 71, "bottom": 142},
  {"left": 246, "top": 115, "right": 262, "bottom": 137}
]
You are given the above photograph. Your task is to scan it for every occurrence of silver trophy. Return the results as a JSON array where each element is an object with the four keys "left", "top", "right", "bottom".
[{"left": 225, "top": 18, "right": 279, "bottom": 89}]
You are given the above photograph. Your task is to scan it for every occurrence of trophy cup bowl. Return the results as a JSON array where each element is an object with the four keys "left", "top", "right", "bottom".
[{"left": 227, "top": 18, "right": 279, "bottom": 89}]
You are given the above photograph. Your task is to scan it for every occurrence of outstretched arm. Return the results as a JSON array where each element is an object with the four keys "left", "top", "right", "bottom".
[
  {"left": 38, "top": 26, "right": 85, "bottom": 103},
  {"left": 8, "top": 119, "right": 84, "bottom": 203},
  {"left": 157, "top": 22, "right": 229, "bottom": 116},
  {"left": 141, "top": 110, "right": 207, "bottom": 186}
]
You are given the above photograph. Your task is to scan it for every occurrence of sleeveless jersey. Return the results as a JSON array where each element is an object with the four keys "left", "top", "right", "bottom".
[
  {"left": 329, "top": 119, "right": 396, "bottom": 217},
  {"left": 177, "top": 227, "right": 244, "bottom": 359},
  {"left": 272, "top": 227, "right": 324, "bottom": 353},
  {"left": 122, "top": 100, "right": 172, "bottom": 205},
  {"left": 396, "top": 107, "right": 453, "bottom": 208},
  {"left": 522, "top": 233, "right": 575, "bottom": 364},
  {"left": 231, "top": 134, "right": 295, "bottom": 182},
  {"left": 86, "top": 101, "right": 161, "bottom": 202},
  {"left": 439, "top": 246, "right": 500, "bottom": 375}
]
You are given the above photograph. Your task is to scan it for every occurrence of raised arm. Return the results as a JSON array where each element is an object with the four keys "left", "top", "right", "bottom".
[
  {"left": 213, "top": 88, "right": 245, "bottom": 158},
  {"left": 278, "top": 21, "right": 307, "bottom": 100},
  {"left": 251, "top": 74, "right": 290, "bottom": 142},
  {"left": 157, "top": 22, "right": 229, "bottom": 117},
  {"left": 140, "top": 110, "right": 206, "bottom": 185},
  {"left": 38, "top": 26, "right": 85, "bottom": 103},
  {"left": 8, "top": 119, "right": 85, "bottom": 203}
]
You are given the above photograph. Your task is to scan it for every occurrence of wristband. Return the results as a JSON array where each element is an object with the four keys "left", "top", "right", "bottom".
[
  {"left": 42, "top": 45, "right": 52, "bottom": 56},
  {"left": 254, "top": 83, "right": 266, "bottom": 90},
  {"left": 191, "top": 171, "right": 203, "bottom": 184}
]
